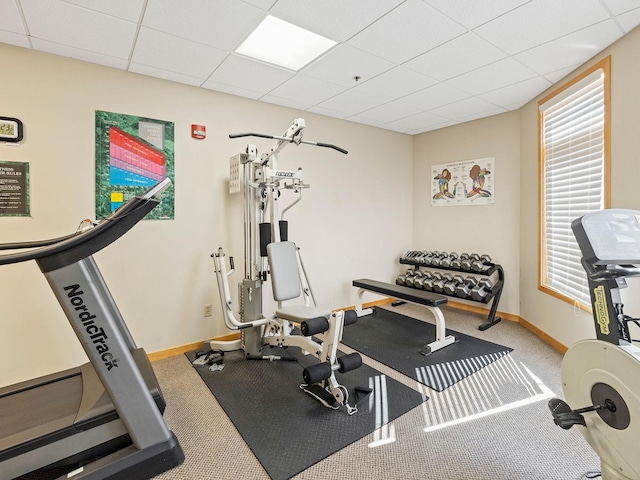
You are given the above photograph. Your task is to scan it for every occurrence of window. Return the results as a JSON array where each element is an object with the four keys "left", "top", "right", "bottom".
[{"left": 538, "top": 56, "right": 610, "bottom": 309}]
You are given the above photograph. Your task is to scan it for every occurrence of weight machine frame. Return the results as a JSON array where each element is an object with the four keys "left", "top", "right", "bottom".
[{"left": 210, "top": 119, "right": 362, "bottom": 413}]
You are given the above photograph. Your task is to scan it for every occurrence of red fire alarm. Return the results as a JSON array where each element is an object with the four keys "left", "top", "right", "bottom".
[{"left": 191, "top": 124, "right": 206, "bottom": 139}]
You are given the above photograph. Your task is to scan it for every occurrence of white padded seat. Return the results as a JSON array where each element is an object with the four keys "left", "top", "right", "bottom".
[{"left": 267, "top": 241, "right": 330, "bottom": 323}]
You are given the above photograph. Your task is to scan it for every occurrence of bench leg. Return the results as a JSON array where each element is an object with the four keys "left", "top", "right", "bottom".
[
  {"left": 355, "top": 288, "right": 374, "bottom": 317},
  {"left": 420, "top": 306, "right": 455, "bottom": 355}
]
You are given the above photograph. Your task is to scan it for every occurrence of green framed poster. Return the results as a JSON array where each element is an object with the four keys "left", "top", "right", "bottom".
[
  {"left": 0, "top": 160, "right": 30, "bottom": 216},
  {"left": 95, "top": 110, "right": 174, "bottom": 220}
]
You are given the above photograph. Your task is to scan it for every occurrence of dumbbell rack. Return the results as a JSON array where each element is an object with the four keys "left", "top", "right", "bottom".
[{"left": 399, "top": 253, "right": 504, "bottom": 331}]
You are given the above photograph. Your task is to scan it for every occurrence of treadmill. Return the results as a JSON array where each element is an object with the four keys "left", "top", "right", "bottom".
[{"left": 0, "top": 178, "right": 184, "bottom": 479}]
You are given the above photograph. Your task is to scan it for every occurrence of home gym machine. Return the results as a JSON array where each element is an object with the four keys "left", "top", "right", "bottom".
[
  {"left": 0, "top": 178, "right": 184, "bottom": 479},
  {"left": 211, "top": 118, "right": 364, "bottom": 414},
  {"left": 549, "top": 209, "right": 640, "bottom": 480}
]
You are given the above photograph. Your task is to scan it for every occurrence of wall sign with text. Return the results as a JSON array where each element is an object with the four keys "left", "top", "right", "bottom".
[{"left": 0, "top": 160, "right": 30, "bottom": 216}]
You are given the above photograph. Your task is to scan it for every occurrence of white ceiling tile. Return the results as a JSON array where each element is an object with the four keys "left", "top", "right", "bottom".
[
  {"left": 379, "top": 123, "right": 412, "bottom": 134},
  {"left": 315, "top": 89, "right": 388, "bottom": 116},
  {"left": 201, "top": 80, "right": 263, "bottom": 100},
  {"left": 62, "top": 0, "right": 145, "bottom": 22},
  {"left": 446, "top": 57, "right": 538, "bottom": 95},
  {"left": 345, "top": 115, "right": 385, "bottom": 127},
  {"left": 307, "top": 105, "right": 351, "bottom": 120},
  {"left": 267, "top": 75, "right": 347, "bottom": 106},
  {"left": 132, "top": 27, "right": 227, "bottom": 80},
  {"left": 142, "top": 0, "right": 264, "bottom": 51},
  {"left": 396, "top": 83, "right": 471, "bottom": 110},
  {"left": 424, "top": 0, "right": 530, "bottom": 29},
  {"left": 129, "top": 63, "right": 204, "bottom": 87},
  {"left": 616, "top": 7, "right": 640, "bottom": 31},
  {"left": 602, "top": 0, "right": 640, "bottom": 15},
  {"left": 429, "top": 97, "right": 507, "bottom": 122},
  {"left": 352, "top": 67, "right": 437, "bottom": 100},
  {"left": 0, "top": 30, "right": 30, "bottom": 48},
  {"left": 3, "top": 0, "right": 637, "bottom": 135},
  {"left": 0, "top": 0, "right": 25, "bottom": 33},
  {"left": 474, "top": 0, "right": 611, "bottom": 54},
  {"left": 241, "top": 0, "right": 276, "bottom": 10},
  {"left": 543, "top": 65, "right": 580, "bottom": 84},
  {"left": 302, "top": 44, "right": 394, "bottom": 87},
  {"left": 30, "top": 37, "right": 128, "bottom": 69},
  {"left": 203, "top": 54, "right": 293, "bottom": 95},
  {"left": 515, "top": 20, "right": 623, "bottom": 75},
  {"left": 382, "top": 111, "right": 453, "bottom": 131},
  {"left": 403, "top": 32, "right": 508, "bottom": 81},
  {"left": 356, "top": 101, "right": 422, "bottom": 123},
  {"left": 269, "top": 0, "right": 403, "bottom": 42},
  {"left": 20, "top": 0, "right": 136, "bottom": 58},
  {"left": 260, "top": 94, "right": 314, "bottom": 111},
  {"left": 542, "top": 64, "right": 582, "bottom": 84},
  {"left": 479, "top": 77, "right": 552, "bottom": 109},
  {"left": 348, "top": 0, "right": 466, "bottom": 64}
]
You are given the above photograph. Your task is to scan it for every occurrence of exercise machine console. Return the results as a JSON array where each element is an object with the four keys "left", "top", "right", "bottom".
[
  {"left": 549, "top": 209, "right": 640, "bottom": 480},
  {"left": 0, "top": 178, "right": 184, "bottom": 479}
]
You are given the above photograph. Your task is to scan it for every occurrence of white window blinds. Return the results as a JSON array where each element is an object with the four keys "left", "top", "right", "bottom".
[{"left": 540, "top": 67, "right": 606, "bottom": 307}]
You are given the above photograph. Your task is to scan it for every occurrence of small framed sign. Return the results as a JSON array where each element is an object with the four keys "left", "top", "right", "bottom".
[{"left": 0, "top": 117, "right": 23, "bottom": 143}]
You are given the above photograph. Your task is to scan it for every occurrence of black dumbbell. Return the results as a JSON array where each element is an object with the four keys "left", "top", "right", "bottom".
[
  {"left": 455, "top": 276, "right": 478, "bottom": 298},
  {"left": 414, "top": 271, "right": 433, "bottom": 290},
  {"left": 440, "top": 252, "right": 459, "bottom": 269},
  {"left": 470, "top": 277, "right": 494, "bottom": 301},
  {"left": 432, "top": 273, "right": 453, "bottom": 293},
  {"left": 444, "top": 274, "right": 464, "bottom": 296},
  {"left": 423, "top": 272, "right": 442, "bottom": 291}
]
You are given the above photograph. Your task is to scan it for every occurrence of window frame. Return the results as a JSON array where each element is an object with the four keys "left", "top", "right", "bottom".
[{"left": 538, "top": 56, "right": 611, "bottom": 311}]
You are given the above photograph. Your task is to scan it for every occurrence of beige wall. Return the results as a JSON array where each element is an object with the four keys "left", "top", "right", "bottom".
[
  {"left": 520, "top": 26, "right": 640, "bottom": 348},
  {"left": 412, "top": 111, "right": 521, "bottom": 316},
  {"left": 0, "top": 44, "right": 413, "bottom": 387},
  {"left": 413, "top": 26, "right": 640, "bottom": 348},
  {"left": 2, "top": 24, "right": 639, "bottom": 388}
]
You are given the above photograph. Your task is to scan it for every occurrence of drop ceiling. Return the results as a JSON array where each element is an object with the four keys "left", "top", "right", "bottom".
[{"left": 2, "top": 0, "right": 639, "bottom": 134}]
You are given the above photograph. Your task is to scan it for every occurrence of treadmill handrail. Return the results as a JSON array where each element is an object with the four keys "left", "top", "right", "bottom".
[
  {"left": 0, "top": 178, "right": 171, "bottom": 269},
  {"left": 0, "top": 231, "right": 82, "bottom": 251}
]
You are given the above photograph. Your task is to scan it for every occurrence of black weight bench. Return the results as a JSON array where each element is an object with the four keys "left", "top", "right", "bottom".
[{"left": 352, "top": 278, "right": 455, "bottom": 354}]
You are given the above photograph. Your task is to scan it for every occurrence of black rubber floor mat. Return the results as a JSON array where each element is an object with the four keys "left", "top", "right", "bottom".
[
  {"left": 341, "top": 307, "right": 513, "bottom": 392},
  {"left": 187, "top": 346, "right": 425, "bottom": 480}
]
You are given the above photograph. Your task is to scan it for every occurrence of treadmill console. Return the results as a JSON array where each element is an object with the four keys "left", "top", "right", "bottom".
[{"left": 572, "top": 209, "right": 640, "bottom": 266}]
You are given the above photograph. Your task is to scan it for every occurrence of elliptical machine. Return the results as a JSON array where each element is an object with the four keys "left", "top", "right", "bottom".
[
  {"left": 549, "top": 209, "right": 640, "bottom": 479},
  {"left": 0, "top": 178, "right": 184, "bottom": 479},
  {"left": 210, "top": 118, "right": 364, "bottom": 414}
]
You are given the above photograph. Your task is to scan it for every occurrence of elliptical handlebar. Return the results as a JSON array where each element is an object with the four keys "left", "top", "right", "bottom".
[{"left": 582, "top": 260, "right": 640, "bottom": 280}]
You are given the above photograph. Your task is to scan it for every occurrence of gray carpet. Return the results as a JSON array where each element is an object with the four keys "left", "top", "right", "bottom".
[
  {"left": 16, "top": 305, "right": 600, "bottom": 479},
  {"left": 151, "top": 304, "right": 600, "bottom": 480}
]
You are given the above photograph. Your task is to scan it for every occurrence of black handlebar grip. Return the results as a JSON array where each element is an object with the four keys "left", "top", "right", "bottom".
[{"left": 316, "top": 142, "right": 348, "bottom": 154}]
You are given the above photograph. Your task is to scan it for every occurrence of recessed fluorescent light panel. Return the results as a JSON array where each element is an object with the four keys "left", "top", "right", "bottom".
[{"left": 236, "top": 15, "right": 336, "bottom": 71}]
